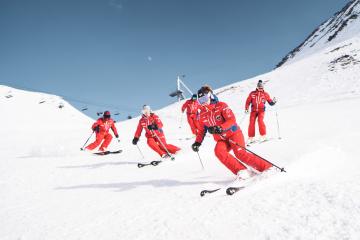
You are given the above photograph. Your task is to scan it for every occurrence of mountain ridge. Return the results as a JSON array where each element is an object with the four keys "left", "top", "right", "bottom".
[{"left": 277, "top": 0, "right": 360, "bottom": 68}]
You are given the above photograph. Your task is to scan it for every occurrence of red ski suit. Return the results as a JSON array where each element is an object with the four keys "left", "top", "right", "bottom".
[
  {"left": 181, "top": 99, "right": 200, "bottom": 134},
  {"left": 196, "top": 101, "right": 272, "bottom": 174},
  {"left": 245, "top": 89, "right": 275, "bottom": 137},
  {"left": 134, "top": 113, "right": 181, "bottom": 157},
  {"left": 86, "top": 118, "right": 119, "bottom": 151}
]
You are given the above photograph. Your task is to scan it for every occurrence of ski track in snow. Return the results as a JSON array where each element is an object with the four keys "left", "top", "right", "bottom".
[{"left": 1, "top": 39, "right": 360, "bottom": 240}]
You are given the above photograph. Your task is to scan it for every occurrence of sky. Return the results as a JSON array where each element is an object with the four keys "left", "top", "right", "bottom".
[{"left": 0, "top": 0, "right": 350, "bottom": 120}]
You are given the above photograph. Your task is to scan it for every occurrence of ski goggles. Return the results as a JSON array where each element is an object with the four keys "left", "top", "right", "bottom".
[
  {"left": 104, "top": 114, "right": 111, "bottom": 119},
  {"left": 198, "top": 92, "right": 211, "bottom": 105}
]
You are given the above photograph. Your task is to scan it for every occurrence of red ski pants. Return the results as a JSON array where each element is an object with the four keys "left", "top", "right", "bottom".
[
  {"left": 187, "top": 114, "right": 199, "bottom": 135},
  {"left": 248, "top": 111, "right": 266, "bottom": 137},
  {"left": 214, "top": 130, "right": 272, "bottom": 174},
  {"left": 86, "top": 133, "right": 113, "bottom": 151},
  {"left": 147, "top": 136, "right": 181, "bottom": 157}
]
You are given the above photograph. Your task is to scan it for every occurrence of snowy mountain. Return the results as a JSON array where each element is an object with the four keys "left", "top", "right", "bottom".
[
  {"left": 277, "top": 0, "right": 360, "bottom": 67},
  {"left": 0, "top": 85, "right": 92, "bottom": 156},
  {"left": 1, "top": 5, "right": 360, "bottom": 240}
]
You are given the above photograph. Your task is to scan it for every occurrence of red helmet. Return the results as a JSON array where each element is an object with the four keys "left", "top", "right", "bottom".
[{"left": 103, "top": 111, "right": 111, "bottom": 119}]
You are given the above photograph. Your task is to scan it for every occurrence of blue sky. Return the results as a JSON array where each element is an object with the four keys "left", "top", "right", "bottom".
[{"left": 0, "top": 0, "right": 349, "bottom": 120}]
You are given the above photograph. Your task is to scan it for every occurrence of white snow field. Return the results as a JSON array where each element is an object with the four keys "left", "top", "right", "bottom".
[
  {"left": 2, "top": 38, "right": 360, "bottom": 240},
  {"left": 278, "top": 0, "right": 360, "bottom": 67}
]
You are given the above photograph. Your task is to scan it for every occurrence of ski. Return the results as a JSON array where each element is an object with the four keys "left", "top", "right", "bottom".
[
  {"left": 93, "top": 150, "right": 123, "bottom": 156},
  {"left": 200, "top": 177, "right": 240, "bottom": 197},
  {"left": 247, "top": 138, "right": 274, "bottom": 147},
  {"left": 200, "top": 179, "right": 247, "bottom": 197},
  {"left": 178, "top": 137, "right": 194, "bottom": 141},
  {"left": 200, "top": 168, "right": 280, "bottom": 197},
  {"left": 259, "top": 138, "right": 274, "bottom": 144},
  {"left": 137, "top": 155, "right": 175, "bottom": 168},
  {"left": 137, "top": 160, "right": 162, "bottom": 168},
  {"left": 200, "top": 188, "right": 221, "bottom": 197},
  {"left": 226, "top": 186, "right": 244, "bottom": 195},
  {"left": 226, "top": 168, "right": 281, "bottom": 196}
]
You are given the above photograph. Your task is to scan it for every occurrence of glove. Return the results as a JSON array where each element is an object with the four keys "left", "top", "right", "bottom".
[
  {"left": 147, "top": 124, "right": 158, "bottom": 130},
  {"left": 272, "top": 97, "right": 277, "bottom": 104},
  {"left": 92, "top": 125, "right": 100, "bottom": 133},
  {"left": 132, "top": 137, "right": 139, "bottom": 145},
  {"left": 115, "top": 134, "right": 119, "bottom": 138},
  {"left": 245, "top": 109, "right": 249, "bottom": 114},
  {"left": 191, "top": 142, "right": 201, "bottom": 152},
  {"left": 208, "top": 126, "right": 222, "bottom": 134}
]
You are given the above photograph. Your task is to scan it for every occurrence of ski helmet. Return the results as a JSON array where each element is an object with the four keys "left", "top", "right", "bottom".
[
  {"left": 103, "top": 111, "right": 111, "bottom": 119},
  {"left": 197, "top": 85, "right": 213, "bottom": 105},
  {"left": 257, "top": 80, "right": 264, "bottom": 89},
  {"left": 142, "top": 105, "right": 151, "bottom": 115},
  {"left": 191, "top": 94, "right": 197, "bottom": 100}
]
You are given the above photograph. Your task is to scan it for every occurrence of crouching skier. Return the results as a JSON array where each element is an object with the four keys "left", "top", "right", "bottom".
[
  {"left": 85, "top": 111, "right": 119, "bottom": 152},
  {"left": 191, "top": 85, "right": 272, "bottom": 179},
  {"left": 132, "top": 105, "right": 181, "bottom": 159}
]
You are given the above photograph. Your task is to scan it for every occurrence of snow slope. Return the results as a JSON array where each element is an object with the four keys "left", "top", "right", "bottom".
[
  {"left": 277, "top": 0, "right": 360, "bottom": 67},
  {"left": 1, "top": 34, "right": 360, "bottom": 240}
]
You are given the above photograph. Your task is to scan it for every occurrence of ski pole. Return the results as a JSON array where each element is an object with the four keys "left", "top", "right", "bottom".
[
  {"left": 275, "top": 110, "right": 281, "bottom": 140},
  {"left": 116, "top": 137, "right": 122, "bottom": 148},
  {"left": 152, "top": 130, "right": 174, "bottom": 159},
  {"left": 228, "top": 139, "right": 286, "bottom": 172},
  {"left": 196, "top": 151, "right": 205, "bottom": 170},
  {"left": 136, "top": 144, "right": 145, "bottom": 159},
  {"left": 80, "top": 131, "right": 94, "bottom": 151},
  {"left": 179, "top": 112, "right": 184, "bottom": 129}
]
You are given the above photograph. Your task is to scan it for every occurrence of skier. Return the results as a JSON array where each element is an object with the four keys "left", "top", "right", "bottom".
[
  {"left": 85, "top": 111, "right": 119, "bottom": 152},
  {"left": 245, "top": 80, "right": 276, "bottom": 143},
  {"left": 191, "top": 85, "right": 272, "bottom": 178},
  {"left": 132, "top": 105, "right": 181, "bottom": 158},
  {"left": 181, "top": 94, "right": 200, "bottom": 135}
]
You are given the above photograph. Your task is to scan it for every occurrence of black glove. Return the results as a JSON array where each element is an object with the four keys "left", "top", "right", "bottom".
[
  {"left": 132, "top": 137, "right": 139, "bottom": 145},
  {"left": 191, "top": 142, "right": 201, "bottom": 152},
  {"left": 270, "top": 97, "right": 277, "bottom": 105},
  {"left": 208, "top": 126, "right": 222, "bottom": 134},
  {"left": 115, "top": 134, "right": 119, "bottom": 138},
  {"left": 92, "top": 125, "right": 100, "bottom": 133},
  {"left": 147, "top": 124, "right": 158, "bottom": 130}
]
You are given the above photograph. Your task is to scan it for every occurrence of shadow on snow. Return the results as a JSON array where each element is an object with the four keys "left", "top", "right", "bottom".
[
  {"left": 58, "top": 161, "right": 138, "bottom": 169},
  {"left": 55, "top": 179, "right": 230, "bottom": 192}
]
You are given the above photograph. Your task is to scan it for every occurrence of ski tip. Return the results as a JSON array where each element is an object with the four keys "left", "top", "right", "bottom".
[
  {"left": 226, "top": 187, "right": 242, "bottom": 196},
  {"left": 151, "top": 161, "right": 161, "bottom": 166}
]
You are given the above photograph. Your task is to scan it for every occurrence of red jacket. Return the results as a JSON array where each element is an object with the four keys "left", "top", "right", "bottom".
[
  {"left": 92, "top": 118, "right": 118, "bottom": 137},
  {"left": 181, "top": 100, "right": 200, "bottom": 116},
  {"left": 134, "top": 113, "right": 164, "bottom": 139},
  {"left": 196, "top": 101, "right": 239, "bottom": 143},
  {"left": 245, "top": 89, "right": 275, "bottom": 112}
]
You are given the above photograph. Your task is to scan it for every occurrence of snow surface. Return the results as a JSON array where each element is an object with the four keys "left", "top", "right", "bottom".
[
  {"left": 278, "top": 0, "right": 360, "bottom": 67},
  {"left": 1, "top": 39, "right": 360, "bottom": 240}
]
